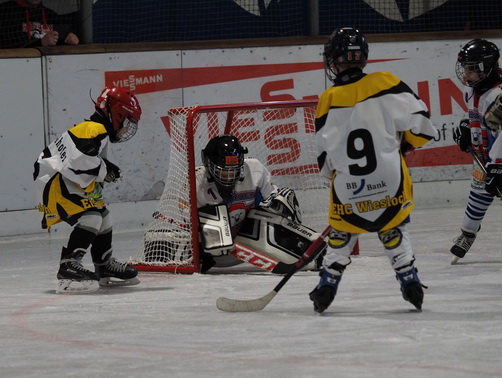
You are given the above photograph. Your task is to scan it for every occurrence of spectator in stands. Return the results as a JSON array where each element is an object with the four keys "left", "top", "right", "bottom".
[{"left": 0, "top": 0, "right": 79, "bottom": 49}]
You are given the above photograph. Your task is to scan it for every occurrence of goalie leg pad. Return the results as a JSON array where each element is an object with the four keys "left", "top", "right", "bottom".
[{"left": 235, "top": 209, "right": 321, "bottom": 270}]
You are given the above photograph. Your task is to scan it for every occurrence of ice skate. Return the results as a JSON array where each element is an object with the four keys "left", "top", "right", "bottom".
[
  {"left": 56, "top": 248, "right": 99, "bottom": 294},
  {"left": 450, "top": 228, "right": 476, "bottom": 265},
  {"left": 309, "top": 263, "right": 344, "bottom": 314},
  {"left": 395, "top": 266, "right": 424, "bottom": 311},
  {"left": 95, "top": 257, "right": 140, "bottom": 287}
]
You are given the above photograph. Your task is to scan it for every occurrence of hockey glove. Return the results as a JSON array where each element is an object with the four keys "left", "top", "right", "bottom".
[
  {"left": 485, "top": 163, "right": 502, "bottom": 196},
  {"left": 484, "top": 94, "right": 502, "bottom": 131},
  {"left": 103, "top": 159, "right": 121, "bottom": 183},
  {"left": 452, "top": 119, "right": 471, "bottom": 152},
  {"left": 260, "top": 188, "right": 302, "bottom": 224},
  {"left": 400, "top": 141, "right": 415, "bottom": 157}
]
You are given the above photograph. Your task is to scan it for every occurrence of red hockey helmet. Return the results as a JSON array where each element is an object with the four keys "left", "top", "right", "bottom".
[{"left": 96, "top": 86, "right": 142, "bottom": 142}]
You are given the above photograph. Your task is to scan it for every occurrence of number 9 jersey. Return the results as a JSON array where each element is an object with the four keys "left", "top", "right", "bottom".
[{"left": 315, "top": 71, "right": 438, "bottom": 233}]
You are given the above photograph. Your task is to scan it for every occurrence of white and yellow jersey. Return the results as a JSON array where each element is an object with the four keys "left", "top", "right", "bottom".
[
  {"left": 195, "top": 158, "right": 277, "bottom": 236},
  {"left": 33, "top": 121, "right": 111, "bottom": 228},
  {"left": 315, "top": 71, "right": 437, "bottom": 233}
]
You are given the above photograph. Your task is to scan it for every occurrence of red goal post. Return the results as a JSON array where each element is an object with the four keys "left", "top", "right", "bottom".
[{"left": 129, "top": 100, "right": 359, "bottom": 273}]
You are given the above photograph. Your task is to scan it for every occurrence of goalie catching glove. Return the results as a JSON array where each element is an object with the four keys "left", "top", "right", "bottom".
[
  {"left": 484, "top": 94, "right": 502, "bottom": 131},
  {"left": 260, "top": 188, "right": 302, "bottom": 224},
  {"left": 485, "top": 163, "right": 502, "bottom": 196},
  {"left": 103, "top": 158, "right": 121, "bottom": 183},
  {"left": 453, "top": 119, "right": 471, "bottom": 152}
]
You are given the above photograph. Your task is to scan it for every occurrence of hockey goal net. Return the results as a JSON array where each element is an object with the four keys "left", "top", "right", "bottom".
[{"left": 129, "top": 99, "right": 357, "bottom": 273}]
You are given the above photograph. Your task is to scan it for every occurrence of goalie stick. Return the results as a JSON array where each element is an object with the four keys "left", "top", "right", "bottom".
[{"left": 216, "top": 226, "right": 332, "bottom": 312}]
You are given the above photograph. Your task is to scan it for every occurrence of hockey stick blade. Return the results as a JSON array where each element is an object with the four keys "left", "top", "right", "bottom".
[
  {"left": 216, "top": 226, "right": 331, "bottom": 312},
  {"left": 216, "top": 291, "right": 277, "bottom": 312}
]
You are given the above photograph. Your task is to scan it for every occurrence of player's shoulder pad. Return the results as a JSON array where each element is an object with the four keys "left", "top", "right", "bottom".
[{"left": 70, "top": 121, "right": 108, "bottom": 140}]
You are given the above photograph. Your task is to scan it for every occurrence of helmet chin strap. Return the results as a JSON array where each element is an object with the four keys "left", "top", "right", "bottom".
[{"left": 90, "top": 110, "right": 118, "bottom": 142}]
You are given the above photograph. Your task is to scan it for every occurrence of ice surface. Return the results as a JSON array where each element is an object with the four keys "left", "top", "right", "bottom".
[{"left": 1, "top": 205, "right": 502, "bottom": 377}]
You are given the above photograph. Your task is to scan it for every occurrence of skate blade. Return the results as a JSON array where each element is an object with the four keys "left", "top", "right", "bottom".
[
  {"left": 451, "top": 256, "right": 460, "bottom": 265},
  {"left": 99, "top": 276, "right": 140, "bottom": 287},
  {"left": 56, "top": 279, "right": 99, "bottom": 294}
]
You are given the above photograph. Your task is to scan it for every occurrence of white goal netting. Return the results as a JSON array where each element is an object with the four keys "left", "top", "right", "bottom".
[{"left": 129, "top": 100, "right": 333, "bottom": 273}]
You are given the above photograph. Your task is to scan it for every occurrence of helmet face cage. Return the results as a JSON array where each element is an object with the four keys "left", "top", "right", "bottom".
[
  {"left": 96, "top": 87, "right": 142, "bottom": 142},
  {"left": 115, "top": 117, "right": 138, "bottom": 142},
  {"left": 324, "top": 27, "right": 369, "bottom": 82},
  {"left": 209, "top": 161, "right": 242, "bottom": 187},
  {"left": 203, "top": 135, "right": 247, "bottom": 188},
  {"left": 455, "top": 39, "right": 500, "bottom": 88}
]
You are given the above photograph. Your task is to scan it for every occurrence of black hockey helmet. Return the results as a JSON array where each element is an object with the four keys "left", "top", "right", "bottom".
[
  {"left": 324, "top": 27, "right": 369, "bottom": 82},
  {"left": 456, "top": 39, "right": 500, "bottom": 88},
  {"left": 201, "top": 135, "right": 248, "bottom": 188}
]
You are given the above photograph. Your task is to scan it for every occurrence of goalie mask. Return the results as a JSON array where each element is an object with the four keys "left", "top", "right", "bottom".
[
  {"left": 456, "top": 39, "right": 500, "bottom": 88},
  {"left": 95, "top": 86, "right": 142, "bottom": 143},
  {"left": 201, "top": 135, "right": 248, "bottom": 189},
  {"left": 324, "top": 27, "right": 368, "bottom": 83}
]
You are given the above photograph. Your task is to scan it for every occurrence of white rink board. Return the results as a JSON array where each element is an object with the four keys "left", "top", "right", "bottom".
[
  {"left": 0, "top": 57, "right": 45, "bottom": 210},
  {"left": 1, "top": 38, "right": 502, "bottom": 225},
  {"left": 45, "top": 51, "right": 184, "bottom": 204}
]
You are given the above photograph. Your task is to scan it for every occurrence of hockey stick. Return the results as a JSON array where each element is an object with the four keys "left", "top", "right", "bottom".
[
  {"left": 468, "top": 146, "right": 502, "bottom": 197},
  {"left": 468, "top": 146, "right": 488, "bottom": 175},
  {"left": 216, "top": 225, "right": 331, "bottom": 312}
]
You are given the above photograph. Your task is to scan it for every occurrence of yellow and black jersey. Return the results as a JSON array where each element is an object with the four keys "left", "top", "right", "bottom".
[
  {"left": 315, "top": 71, "right": 437, "bottom": 233},
  {"left": 33, "top": 121, "right": 111, "bottom": 228}
]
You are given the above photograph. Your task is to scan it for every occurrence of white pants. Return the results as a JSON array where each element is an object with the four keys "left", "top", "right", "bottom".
[{"left": 322, "top": 223, "right": 415, "bottom": 271}]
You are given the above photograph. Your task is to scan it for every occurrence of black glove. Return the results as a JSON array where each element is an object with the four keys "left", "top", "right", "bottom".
[
  {"left": 103, "top": 159, "right": 121, "bottom": 183},
  {"left": 453, "top": 119, "right": 471, "bottom": 152},
  {"left": 400, "top": 141, "right": 415, "bottom": 157},
  {"left": 485, "top": 163, "right": 502, "bottom": 196}
]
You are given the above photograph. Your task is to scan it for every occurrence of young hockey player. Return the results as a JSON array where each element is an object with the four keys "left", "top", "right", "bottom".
[
  {"left": 450, "top": 39, "right": 502, "bottom": 264},
  {"left": 33, "top": 86, "right": 142, "bottom": 294},
  {"left": 196, "top": 134, "right": 321, "bottom": 273},
  {"left": 310, "top": 27, "right": 437, "bottom": 313}
]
